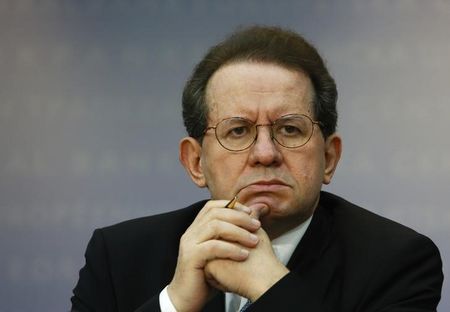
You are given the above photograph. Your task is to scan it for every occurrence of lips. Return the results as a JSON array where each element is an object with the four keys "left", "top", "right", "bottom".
[
  {"left": 233, "top": 179, "right": 290, "bottom": 216},
  {"left": 244, "top": 179, "right": 289, "bottom": 193}
]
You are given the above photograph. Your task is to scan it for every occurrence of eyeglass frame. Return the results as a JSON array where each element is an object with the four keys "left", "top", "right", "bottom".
[{"left": 203, "top": 113, "right": 323, "bottom": 152}]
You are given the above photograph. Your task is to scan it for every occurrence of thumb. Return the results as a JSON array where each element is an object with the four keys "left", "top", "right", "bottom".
[{"left": 248, "top": 203, "right": 269, "bottom": 220}]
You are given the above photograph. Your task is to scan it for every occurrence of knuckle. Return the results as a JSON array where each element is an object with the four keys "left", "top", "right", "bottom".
[
  {"left": 207, "top": 219, "right": 221, "bottom": 233},
  {"left": 180, "top": 232, "right": 191, "bottom": 246},
  {"left": 204, "top": 199, "right": 223, "bottom": 210},
  {"left": 209, "top": 243, "right": 220, "bottom": 255},
  {"left": 203, "top": 241, "right": 219, "bottom": 257},
  {"left": 206, "top": 206, "right": 221, "bottom": 218},
  {"left": 203, "top": 200, "right": 214, "bottom": 209},
  {"left": 180, "top": 231, "right": 188, "bottom": 241}
]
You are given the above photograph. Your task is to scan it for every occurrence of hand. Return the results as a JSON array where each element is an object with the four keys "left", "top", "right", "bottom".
[
  {"left": 168, "top": 200, "right": 261, "bottom": 312},
  {"left": 204, "top": 226, "right": 289, "bottom": 302}
]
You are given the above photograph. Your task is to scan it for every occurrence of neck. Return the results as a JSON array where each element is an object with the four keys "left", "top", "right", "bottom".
[{"left": 264, "top": 212, "right": 313, "bottom": 240}]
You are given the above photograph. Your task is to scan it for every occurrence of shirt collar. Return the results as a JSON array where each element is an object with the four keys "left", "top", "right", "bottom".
[{"left": 271, "top": 215, "right": 313, "bottom": 265}]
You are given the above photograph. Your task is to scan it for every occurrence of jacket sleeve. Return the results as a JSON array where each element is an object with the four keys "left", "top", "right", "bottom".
[
  {"left": 71, "top": 229, "right": 162, "bottom": 312},
  {"left": 71, "top": 229, "right": 119, "bottom": 311}
]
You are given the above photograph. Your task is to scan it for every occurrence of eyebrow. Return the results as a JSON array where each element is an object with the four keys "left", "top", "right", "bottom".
[{"left": 217, "top": 112, "right": 311, "bottom": 122}]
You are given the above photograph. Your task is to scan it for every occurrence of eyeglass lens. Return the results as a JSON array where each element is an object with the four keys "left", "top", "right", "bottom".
[{"left": 215, "top": 115, "right": 314, "bottom": 151}]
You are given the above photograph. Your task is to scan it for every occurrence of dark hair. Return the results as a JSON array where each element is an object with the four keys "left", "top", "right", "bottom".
[{"left": 182, "top": 25, "right": 338, "bottom": 139}]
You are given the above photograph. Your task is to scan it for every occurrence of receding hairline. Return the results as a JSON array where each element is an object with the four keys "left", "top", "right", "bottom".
[{"left": 203, "top": 59, "right": 317, "bottom": 119}]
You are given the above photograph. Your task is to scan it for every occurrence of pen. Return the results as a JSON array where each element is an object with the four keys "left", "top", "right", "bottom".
[{"left": 225, "top": 196, "right": 238, "bottom": 208}]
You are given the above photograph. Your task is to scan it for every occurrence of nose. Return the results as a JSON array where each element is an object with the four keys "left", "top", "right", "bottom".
[{"left": 248, "top": 126, "right": 283, "bottom": 167}]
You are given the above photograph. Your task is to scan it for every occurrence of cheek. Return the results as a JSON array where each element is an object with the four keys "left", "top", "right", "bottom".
[
  {"left": 291, "top": 166, "right": 316, "bottom": 188},
  {"left": 201, "top": 150, "right": 248, "bottom": 197},
  {"left": 287, "top": 151, "right": 325, "bottom": 189}
]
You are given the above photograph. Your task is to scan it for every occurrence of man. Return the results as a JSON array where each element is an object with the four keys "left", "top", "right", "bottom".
[{"left": 71, "top": 26, "right": 443, "bottom": 312}]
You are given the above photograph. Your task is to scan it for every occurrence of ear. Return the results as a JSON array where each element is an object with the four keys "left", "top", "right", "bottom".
[
  {"left": 179, "top": 137, "right": 207, "bottom": 188},
  {"left": 323, "top": 134, "right": 342, "bottom": 185}
]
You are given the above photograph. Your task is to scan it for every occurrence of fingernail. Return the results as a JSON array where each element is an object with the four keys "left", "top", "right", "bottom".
[
  {"left": 240, "top": 249, "right": 249, "bottom": 257},
  {"left": 249, "top": 233, "right": 259, "bottom": 242},
  {"left": 251, "top": 218, "right": 261, "bottom": 227}
]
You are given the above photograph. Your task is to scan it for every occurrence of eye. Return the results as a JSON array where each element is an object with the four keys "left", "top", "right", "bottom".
[
  {"left": 217, "top": 118, "right": 254, "bottom": 142},
  {"left": 228, "top": 126, "right": 250, "bottom": 137},
  {"left": 279, "top": 125, "right": 302, "bottom": 136}
]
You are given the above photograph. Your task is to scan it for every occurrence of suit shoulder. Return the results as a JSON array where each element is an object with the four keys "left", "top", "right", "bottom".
[
  {"left": 319, "top": 192, "right": 442, "bottom": 280},
  {"left": 317, "top": 192, "right": 443, "bottom": 310},
  {"left": 320, "top": 192, "right": 435, "bottom": 247}
]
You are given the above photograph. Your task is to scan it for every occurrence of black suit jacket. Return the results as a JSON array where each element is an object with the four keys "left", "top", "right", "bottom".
[{"left": 71, "top": 192, "right": 443, "bottom": 311}]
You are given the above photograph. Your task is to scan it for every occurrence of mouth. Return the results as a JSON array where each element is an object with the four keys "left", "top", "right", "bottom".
[
  {"left": 243, "top": 179, "right": 290, "bottom": 193},
  {"left": 229, "top": 179, "right": 290, "bottom": 219}
]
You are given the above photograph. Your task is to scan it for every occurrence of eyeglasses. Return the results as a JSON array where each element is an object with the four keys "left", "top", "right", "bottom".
[{"left": 204, "top": 114, "right": 322, "bottom": 152}]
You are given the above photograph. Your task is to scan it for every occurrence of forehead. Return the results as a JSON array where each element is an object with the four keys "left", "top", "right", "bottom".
[{"left": 205, "top": 61, "right": 314, "bottom": 120}]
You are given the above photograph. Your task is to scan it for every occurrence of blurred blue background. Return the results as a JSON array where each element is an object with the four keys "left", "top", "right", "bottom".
[{"left": 1, "top": 1, "right": 449, "bottom": 311}]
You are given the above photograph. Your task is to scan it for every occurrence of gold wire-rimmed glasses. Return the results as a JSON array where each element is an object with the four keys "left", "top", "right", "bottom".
[{"left": 204, "top": 114, "right": 322, "bottom": 152}]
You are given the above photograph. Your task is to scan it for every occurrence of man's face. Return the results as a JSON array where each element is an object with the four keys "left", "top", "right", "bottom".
[{"left": 181, "top": 61, "right": 341, "bottom": 238}]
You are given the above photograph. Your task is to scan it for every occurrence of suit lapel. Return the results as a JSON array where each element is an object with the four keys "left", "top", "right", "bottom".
[
  {"left": 286, "top": 193, "right": 344, "bottom": 306},
  {"left": 287, "top": 195, "right": 334, "bottom": 272}
]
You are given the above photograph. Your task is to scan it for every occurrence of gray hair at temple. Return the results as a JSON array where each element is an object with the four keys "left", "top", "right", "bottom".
[{"left": 182, "top": 25, "right": 338, "bottom": 140}]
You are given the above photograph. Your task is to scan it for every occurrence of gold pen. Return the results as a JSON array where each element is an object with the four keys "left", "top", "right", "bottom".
[{"left": 225, "top": 196, "right": 238, "bottom": 208}]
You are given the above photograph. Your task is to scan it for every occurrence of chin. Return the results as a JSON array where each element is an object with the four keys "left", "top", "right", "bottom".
[{"left": 266, "top": 200, "right": 314, "bottom": 220}]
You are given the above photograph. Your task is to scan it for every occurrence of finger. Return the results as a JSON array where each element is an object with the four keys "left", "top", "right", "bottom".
[
  {"left": 231, "top": 202, "right": 252, "bottom": 214},
  {"left": 194, "top": 200, "right": 246, "bottom": 220},
  {"left": 202, "top": 200, "right": 252, "bottom": 215},
  {"left": 201, "top": 208, "right": 261, "bottom": 232},
  {"left": 204, "top": 263, "right": 231, "bottom": 293},
  {"left": 248, "top": 203, "right": 270, "bottom": 220},
  {"left": 195, "top": 219, "right": 259, "bottom": 248},
  {"left": 205, "top": 274, "right": 226, "bottom": 292},
  {"left": 199, "top": 239, "right": 250, "bottom": 263},
  {"left": 188, "top": 203, "right": 260, "bottom": 234}
]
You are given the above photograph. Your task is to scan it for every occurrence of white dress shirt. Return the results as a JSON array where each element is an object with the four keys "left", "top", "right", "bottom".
[{"left": 160, "top": 216, "right": 313, "bottom": 312}]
